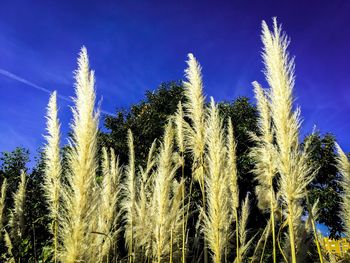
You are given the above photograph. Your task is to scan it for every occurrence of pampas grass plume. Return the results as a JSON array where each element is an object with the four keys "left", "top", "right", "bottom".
[
  {"left": 10, "top": 170, "right": 26, "bottom": 238},
  {"left": 43, "top": 91, "right": 61, "bottom": 262},
  {"left": 0, "top": 178, "right": 7, "bottom": 233},
  {"left": 60, "top": 47, "right": 100, "bottom": 263},
  {"left": 336, "top": 144, "right": 350, "bottom": 238},
  {"left": 183, "top": 53, "right": 206, "bottom": 184},
  {"left": 203, "top": 98, "right": 230, "bottom": 263},
  {"left": 260, "top": 18, "right": 314, "bottom": 262}
]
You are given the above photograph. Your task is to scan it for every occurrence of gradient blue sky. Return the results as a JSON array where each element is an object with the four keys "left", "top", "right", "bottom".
[{"left": 1, "top": 0, "right": 350, "bottom": 162}]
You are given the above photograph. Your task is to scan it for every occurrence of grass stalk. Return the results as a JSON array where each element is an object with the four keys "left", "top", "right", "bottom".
[
  {"left": 170, "top": 227, "right": 173, "bottom": 263},
  {"left": 0, "top": 178, "right": 7, "bottom": 235},
  {"left": 227, "top": 119, "right": 240, "bottom": 262},
  {"left": 259, "top": 233, "right": 268, "bottom": 263},
  {"left": 251, "top": 80, "right": 277, "bottom": 263},
  {"left": 59, "top": 47, "right": 100, "bottom": 262},
  {"left": 43, "top": 91, "right": 61, "bottom": 263},
  {"left": 270, "top": 187, "right": 276, "bottom": 263},
  {"left": 202, "top": 98, "right": 230, "bottom": 263},
  {"left": 336, "top": 144, "right": 350, "bottom": 241},
  {"left": 11, "top": 170, "right": 27, "bottom": 238},
  {"left": 181, "top": 153, "right": 186, "bottom": 263},
  {"left": 183, "top": 53, "right": 207, "bottom": 263},
  {"left": 259, "top": 19, "right": 314, "bottom": 261},
  {"left": 306, "top": 196, "right": 323, "bottom": 263},
  {"left": 287, "top": 210, "right": 296, "bottom": 263},
  {"left": 175, "top": 101, "right": 187, "bottom": 263},
  {"left": 235, "top": 209, "right": 240, "bottom": 263}
]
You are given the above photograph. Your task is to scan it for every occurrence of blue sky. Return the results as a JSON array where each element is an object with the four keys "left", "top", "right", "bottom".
[{"left": 1, "top": 0, "right": 350, "bottom": 162}]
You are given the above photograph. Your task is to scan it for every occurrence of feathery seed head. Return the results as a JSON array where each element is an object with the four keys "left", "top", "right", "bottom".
[
  {"left": 174, "top": 101, "right": 185, "bottom": 154},
  {"left": 203, "top": 98, "right": 230, "bottom": 263},
  {"left": 227, "top": 118, "right": 239, "bottom": 210},
  {"left": 260, "top": 19, "right": 315, "bottom": 260},
  {"left": 43, "top": 91, "right": 62, "bottom": 222},
  {"left": 336, "top": 144, "right": 350, "bottom": 238},
  {"left": 0, "top": 178, "right": 7, "bottom": 232},
  {"left": 183, "top": 53, "right": 206, "bottom": 182},
  {"left": 60, "top": 47, "right": 100, "bottom": 262},
  {"left": 10, "top": 171, "right": 27, "bottom": 238}
]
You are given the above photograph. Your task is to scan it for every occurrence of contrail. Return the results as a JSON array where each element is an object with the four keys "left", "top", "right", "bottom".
[
  {"left": 0, "top": 68, "right": 70, "bottom": 102},
  {"left": 0, "top": 68, "right": 113, "bottom": 115}
]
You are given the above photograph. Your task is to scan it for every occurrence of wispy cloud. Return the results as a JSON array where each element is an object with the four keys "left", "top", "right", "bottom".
[
  {"left": 0, "top": 68, "right": 70, "bottom": 101},
  {"left": 0, "top": 68, "right": 113, "bottom": 115}
]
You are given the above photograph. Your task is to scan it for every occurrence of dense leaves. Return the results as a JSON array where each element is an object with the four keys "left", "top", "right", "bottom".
[{"left": 306, "top": 132, "right": 344, "bottom": 238}]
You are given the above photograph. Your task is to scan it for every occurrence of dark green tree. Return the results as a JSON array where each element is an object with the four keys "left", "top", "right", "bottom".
[
  {"left": 101, "top": 81, "right": 185, "bottom": 167},
  {"left": 0, "top": 147, "right": 29, "bottom": 193},
  {"left": 305, "top": 132, "right": 343, "bottom": 238}
]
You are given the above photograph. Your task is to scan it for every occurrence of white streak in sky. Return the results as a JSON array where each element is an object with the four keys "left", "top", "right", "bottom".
[{"left": 0, "top": 68, "right": 113, "bottom": 115}]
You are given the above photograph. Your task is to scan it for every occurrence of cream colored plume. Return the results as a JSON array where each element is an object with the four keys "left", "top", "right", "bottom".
[
  {"left": 227, "top": 118, "right": 239, "bottom": 211},
  {"left": 97, "top": 147, "right": 122, "bottom": 260},
  {"left": 183, "top": 53, "right": 206, "bottom": 184},
  {"left": 122, "top": 129, "right": 137, "bottom": 261},
  {"left": 250, "top": 82, "right": 278, "bottom": 262},
  {"left": 260, "top": 18, "right": 314, "bottom": 262},
  {"left": 226, "top": 118, "right": 241, "bottom": 262},
  {"left": 237, "top": 194, "right": 251, "bottom": 261},
  {"left": 4, "top": 229, "right": 15, "bottom": 263},
  {"left": 59, "top": 47, "right": 100, "bottom": 263},
  {"left": 174, "top": 101, "right": 185, "bottom": 154},
  {"left": 43, "top": 90, "right": 61, "bottom": 263},
  {"left": 134, "top": 139, "right": 157, "bottom": 259},
  {"left": 336, "top": 144, "right": 350, "bottom": 238},
  {"left": 0, "top": 178, "right": 7, "bottom": 234},
  {"left": 202, "top": 98, "right": 230, "bottom": 263},
  {"left": 10, "top": 171, "right": 26, "bottom": 239},
  {"left": 151, "top": 122, "right": 183, "bottom": 262},
  {"left": 251, "top": 82, "right": 277, "bottom": 211}
]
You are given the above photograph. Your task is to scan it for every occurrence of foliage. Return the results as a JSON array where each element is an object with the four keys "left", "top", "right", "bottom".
[{"left": 306, "top": 132, "right": 344, "bottom": 238}]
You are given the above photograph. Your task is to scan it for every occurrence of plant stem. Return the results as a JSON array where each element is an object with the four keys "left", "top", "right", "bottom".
[
  {"left": 306, "top": 195, "right": 324, "bottom": 263},
  {"left": 54, "top": 219, "right": 57, "bottom": 263},
  {"left": 130, "top": 219, "right": 133, "bottom": 263},
  {"left": 202, "top": 175, "right": 208, "bottom": 263},
  {"left": 170, "top": 227, "right": 173, "bottom": 263},
  {"left": 215, "top": 226, "right": 221, "bottom": 263},
  {"left": 197, "top": 155, "right": 208, "bottom": 263},
  {"left": 259, "top": 230, "right": 268, "bottom": 263},
  {"left": 157, "top": 228, "right": 161, "bottom": 263},
  {"left": 287, "top": 205, "right": 297, "bottom": 263},
  {"left": 181, "top": 152, "right": 186, "bottom": 263},
  {"left": 235, "top": 209, "right": 240, "bottom": 263},
  {"left": 270, "top": 185, "right": 276, "bottom": 263},
  {"left": 277, "top": 215, "right": 288, "bottom": 263}
]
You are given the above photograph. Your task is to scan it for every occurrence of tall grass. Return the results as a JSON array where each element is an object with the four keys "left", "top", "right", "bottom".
[
  {"left": 174, "top": 101, "right": 187, "bottom": 263},
  {"left": 183, "top": 53, "right": 208, "bottom": 263},
  {"left": 250, "top": 82, "right": 277, "bottom": 263},
  {"left": 1, "top": 18, "right": 346, "bottom": 263},
  {"left": 202, "top": 98, "right": 230, "bottom": 263},
  {"left": 227, "top": 119, "right": 240, "bottom": 262},
  {"left": 59, "top": 47, "right": 100, "bottom": 262},
  {"left": 134, "top": 140, "right": 157, "bottom": 260},
  {"left": 10, "top": 171, "right": 26, "bottom": 239},
  {"left": 98, "top": 147, "right": 122, "bottom": 260},
  {"left": 336, "top": 145, "right": 350, "bottom": 239},
  {"left": 122, "top": 130, "right": 137, "bottom": 263},
  {"left": 151, "top": 122, "right": 183, "bottom": 262},
  {"left": 258, "top": 18, "right": 314, "bottom": 263},
  {"left": 0, "top": 178, "right": 7, "bottom": 235},
  {"left": 43, "top": 91, "right": 61, "bottom": 263}
]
